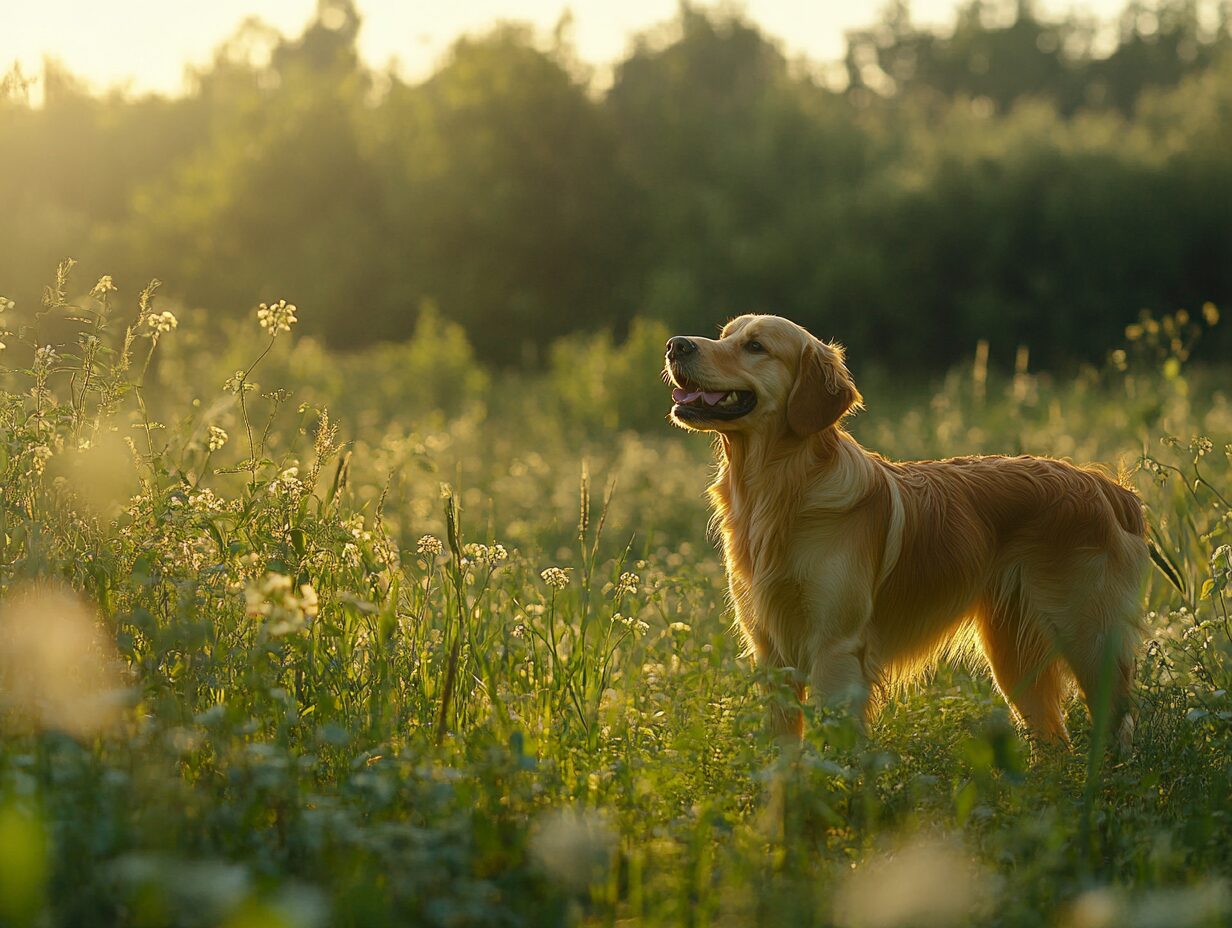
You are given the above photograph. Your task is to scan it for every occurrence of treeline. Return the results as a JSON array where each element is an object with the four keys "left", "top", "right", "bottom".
[{"left": 2, "top": 0, "right": 1230, "bottom": 369}]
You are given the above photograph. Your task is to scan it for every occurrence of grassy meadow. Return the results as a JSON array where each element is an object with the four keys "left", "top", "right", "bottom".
[{"left": 0, "top": 264, "right": 1230, "bottom": 928}]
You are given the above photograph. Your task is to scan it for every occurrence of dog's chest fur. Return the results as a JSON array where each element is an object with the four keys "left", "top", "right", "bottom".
[
  {"left": 710, "top": 455, "right": 817, "bottom": 652},
  {"left": 709, "top": 437, "right": 897, "bottom": 664}
]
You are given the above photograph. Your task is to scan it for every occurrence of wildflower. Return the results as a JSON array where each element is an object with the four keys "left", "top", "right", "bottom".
[
  {"left": 511, "top": 623, "right": 526, "bottom": 638},
  {"left": 257, "top": 299, "right": 298, "bottom": 337},
  {"left": 833, "top": 838, "right": 994, "bottom": 928},
  {"left": 529, "top": 808, "right": 616, "bottom": 892},
  {"left": 223, "top": 370, "right": 256, "bottom": 394},
  {"left": 29, "top": 444, "right": 52, "bottom": 476},
  {"left": 245, "top": 572, "right": 319, "bottom": 636},
  {"left": 90, "top": 276, "right": 116, "bottom": 298},
  {"left": 1190, "top": 436, "right": 1214, "bottom": 458},
  {"left": 0, "top": 585, "right": 122, "bottom": 736},
  {"left": 345, "top": 514, "right": 372, "bottom": 542},
  {"left": 34, "top": 345, "right": 58, "bottom": 370},
  {"left": 268, "top": 466, "right": 304, "bottom": 498},
  {"left": 1203, "top": 302, "right": 1219, "bottom": 326},
  {"left": 298, "top": 583, "right": 319, "bottom": 616},
  {"left": 207, "top": 426, "right": 228, "bottom": 452},
  {"left": 187, "top": 488, "right": 225, "bottom": 512},
  {"left": 464, "top": 543, "right": 508, "bottom": 568},
  {"left": 144, "top": 311, "right": 178, "bottom": 334},
  {"left": 611, "top": 613, "right": 649, "bottom": 635},
  {"left": 540, "top": 566, "right": 571, "bottom": 590},
  {"left": 416, "top": 535, "right": 443, "bottom": 557},
  {"left": 614, "top": 571, "right": 640, "bottom": 597},
  {"left": 0, "top": 296, "right": 13, "bottom": 312},
  {"left": 342, "top": 542, "right": 361, "bottom": 567}
]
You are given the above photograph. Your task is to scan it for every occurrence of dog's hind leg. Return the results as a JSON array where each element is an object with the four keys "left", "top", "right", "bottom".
[
  {"left": 1051, "top": 599, "right": 1140, "bottom": 754},
  {"left": 975, "top": 596, "right": 1071, "bottom": 745},
  {"left": 1027, "top": 543, "right": 1146, "bottom": 754}
]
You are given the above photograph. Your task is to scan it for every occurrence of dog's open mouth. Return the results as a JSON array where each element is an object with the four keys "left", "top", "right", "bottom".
[{"left": 671, "top": 384, "right": 757, "bottom": 421}]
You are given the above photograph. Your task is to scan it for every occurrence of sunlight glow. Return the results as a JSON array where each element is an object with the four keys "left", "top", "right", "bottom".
[{"left": 3, "top": 0, "right": 1136, "bottom": 98}]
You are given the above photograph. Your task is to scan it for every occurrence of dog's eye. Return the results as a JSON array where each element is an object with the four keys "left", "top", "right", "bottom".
[{"left": 745, "top": 340, "right": 764, "bottom": 353}]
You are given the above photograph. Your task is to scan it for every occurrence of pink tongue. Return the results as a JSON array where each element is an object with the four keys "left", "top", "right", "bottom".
[{"left": 672, "top": 388, "right": 726, "bottom": 405}]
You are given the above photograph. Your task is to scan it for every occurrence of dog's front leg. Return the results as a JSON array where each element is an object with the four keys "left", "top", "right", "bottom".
[
  {"left": 731, "top": 572, "right": 807, "bottom": 743},
  {"left": 807, "top": 635, "right": 872, "bottom": 730},
  {"left": 802, "top": 582, "right": 875, "bottom": 731},
  {"left": 748, "top": 628, "right": 806, "bottom": 743}
]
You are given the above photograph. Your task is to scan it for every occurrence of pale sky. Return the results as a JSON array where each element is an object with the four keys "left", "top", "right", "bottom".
[{"left": 3, "top": 0, "right": 1138, "bottom": 98}]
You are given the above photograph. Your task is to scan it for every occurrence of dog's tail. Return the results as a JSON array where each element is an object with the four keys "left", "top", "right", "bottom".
[
  {"left": 1098, "top": 478, "right": 1146, "bottom": 538},
  {"left": 1097, "top": 476, "right": 1186, "bottom": 594}
]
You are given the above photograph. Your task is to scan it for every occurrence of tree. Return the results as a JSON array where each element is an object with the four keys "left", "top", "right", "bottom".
[
  {"left": 372, "top": 25, "right": 640, "bottom": 363},
  {"left": 121, "top": 0, "right": 389, "bottom": 344}
]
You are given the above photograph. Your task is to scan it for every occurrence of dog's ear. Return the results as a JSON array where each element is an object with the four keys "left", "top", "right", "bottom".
[{"left": 787, "top": 339, "right": 862, "bottom": 437}]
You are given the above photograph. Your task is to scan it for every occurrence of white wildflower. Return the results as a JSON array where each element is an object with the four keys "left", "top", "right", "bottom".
[
  {"left": 245, "top": 573, "right": 319, "bottom": 637},
  {"left": 144, "top": 311, "right": 178, "bottom": 334},
  {"left": 257, "top": 299, "right": 298, "bottom": 337},
  {"left": 540, "top": 567, "right": 571, "bottom": 590},
  {"left": 614, "top": 571, "right": 640, "bottom": 597},
  {"left": 207, "top": 426, "right": 228, "bottom": 452}
]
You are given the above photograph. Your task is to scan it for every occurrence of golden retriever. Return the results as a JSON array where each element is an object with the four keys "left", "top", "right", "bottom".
[{"left": 665, "top": 314, "right": 1148, "bottom": 750}]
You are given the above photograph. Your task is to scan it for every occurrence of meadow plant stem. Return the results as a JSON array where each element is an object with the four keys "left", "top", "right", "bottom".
[{"left": 239, "top": 336, "right": 276, "bottom": 487}]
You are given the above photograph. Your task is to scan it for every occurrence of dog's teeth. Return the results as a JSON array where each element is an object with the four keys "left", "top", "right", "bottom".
[{"left": 719, "top": 392, "right": 738, "bottom": 407}]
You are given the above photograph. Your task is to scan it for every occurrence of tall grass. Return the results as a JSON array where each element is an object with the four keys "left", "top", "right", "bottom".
[{"left": 0, "top": 265, "right": 1229, "bottom": 927}]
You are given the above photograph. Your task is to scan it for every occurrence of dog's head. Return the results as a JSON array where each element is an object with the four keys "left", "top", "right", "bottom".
[{"left": 664, "top": 314, "right": 862, "bottom": 438}]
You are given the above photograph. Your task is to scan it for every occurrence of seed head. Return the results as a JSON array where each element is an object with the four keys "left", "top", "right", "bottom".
[{"left": 91, "top": 276, "right": 117, "bottom": 298}]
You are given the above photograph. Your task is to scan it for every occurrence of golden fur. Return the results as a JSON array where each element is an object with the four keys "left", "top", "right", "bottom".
[{"left": 665, "top": 314, "right": 1148, "bottom": 748}]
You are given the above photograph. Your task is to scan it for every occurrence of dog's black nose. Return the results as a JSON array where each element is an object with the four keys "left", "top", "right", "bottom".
[{"left": 666, "top": 336, "right": 697, "bottom": 360}]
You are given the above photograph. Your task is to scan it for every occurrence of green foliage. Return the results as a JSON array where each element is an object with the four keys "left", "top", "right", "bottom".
[
  {"left": 372, "top": 25, "right": 641, "bottom": 361},
  {"left": 0, "top": 263, "right": 1229, "bottom": 926},
  {"left": 549, "top": 318, "right": 673, "bottom": 433},
  {"left": 3, "top": 2, "right": 1232, "bottom": 368},
  {"left": 847, "top": 0, "right": 1232, "bottom": 114}
]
